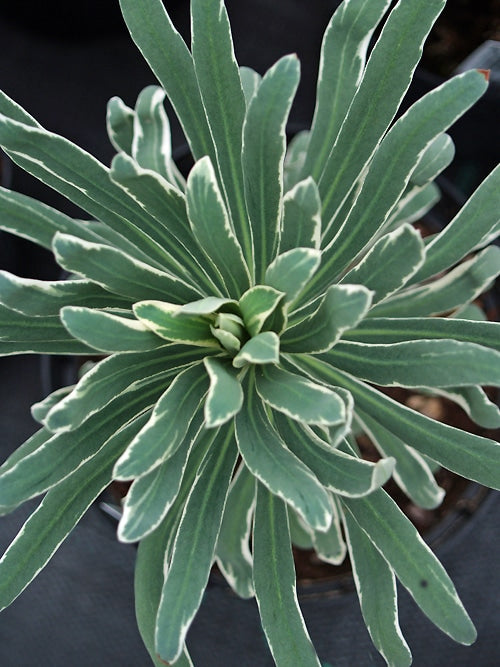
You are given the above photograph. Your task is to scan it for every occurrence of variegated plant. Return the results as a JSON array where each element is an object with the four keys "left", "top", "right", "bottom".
[{"left": 0, "top": 0, "right": 499, "bottom": 665}]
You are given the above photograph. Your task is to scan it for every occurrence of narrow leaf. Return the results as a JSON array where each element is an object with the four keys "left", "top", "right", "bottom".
[
  {"left": 280, "top": 177, "right": 322, "bottom": 253},
  {"left": 265, "top": 247, "right": 321, "bottom": 307},
  {"left": 203, "top": 357, "right": 244, "bottom": 427},
  {"left": 253, "top": 484, "right": 321, "bottom": 666},
  {"left": 133, "top": 300, "right": 217, "bottom": 347},
  {"left": 106, "top": 95, "right": 135, "bottom": 155}
]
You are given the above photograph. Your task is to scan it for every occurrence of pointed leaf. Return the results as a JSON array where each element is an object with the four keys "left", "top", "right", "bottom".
[{"left": 410, "top": 132, "right": 455, "bottom": 186}]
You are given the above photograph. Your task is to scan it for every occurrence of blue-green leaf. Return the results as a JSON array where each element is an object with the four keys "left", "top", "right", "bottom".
[
  {"left": 204, "top": 357, "right": 244, "bottom": 427},
  {"left": 280, "top": 177, "right": 322, "bottom": 253},
  {"left": 265, "top": 248, "right": 321, "bottom": 307},
  {"left": 233, "top": 332, "right": 280, "bottom": 368},
  {"left": 133, "top": 300, "right": 217, "bottom": 347}
]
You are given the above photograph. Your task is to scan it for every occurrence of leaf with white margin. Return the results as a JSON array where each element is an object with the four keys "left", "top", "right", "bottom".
[
  {"left": 340, "top": 224, "right": 425, "bottom": 304},
  {"left": 256, "top": 364, "right": 345, "bottom": 426},
  {"left": 203, "top": 357, "right": 244, "bottom": 427},
  {"left": 341, "top": 502, "right": 412, "bottom": 667},
  {"left": 155, "top": 423, "right": 238, "bottom": 664},
  {"left": 239, "top": 66, "right": 261, "bottom": 107},
  {"left": 216, "top": 464, "right": 256, "bottom": 599},
  {"left": 235, "top": 374, "right": 333, "bottom": 532},
  {"left": 233, "top": 332, "right": 280, "bottom": 368},
  {"left": 0, "top": 272, "right": 131, "bottom": 316},
  {"left": 178, "top": 297, "right": 238, "bottom": 316},
  {"left": 133, "top": 300, "right": 217, "bottom": 347},
  {"left": 429, "top": 386, "right": 500, "bottom": 429},
  {"left": 265, "top": 247, "right": 321, "bottom": 307},
  {"left": 106, "top": 95, "right": 134, "bottom": 154},
  {"left": 326, "top": 339, "right": 500, "bottom": 388},
  {"left": 356, "top": 410, "right": 445, "bottom": 509},
  {"left": 281, "top": 284, "right": 373, "bottom": 353},
  {"left": 113, "top": 362, "right": 209, "bottom": 480},
  {"left": 312, "top": 495, "right": 346, "bottom": 565},
  {"left": 253, "top": 483, "right": 321, "bottom": 666},
  {"left": 371, "top": 245, "right": 500, "bottom": 318},
  {"left": 186, "top": 156, "right": 251, "bottom": 298},
  {"left": 410, "top": 132, "right": 455, "bottom": 186},
  {"left": 238, "top": 285, "right": 284, "bottom": 337},
  {"left": 280, "top": 177, "right": 322, "bottom": 253},
  {"left": 274, "top": 414, "right": 394, "bottom": 498},
  {"left": 61, "top": 307, "right": 164, "bottom": 353}
]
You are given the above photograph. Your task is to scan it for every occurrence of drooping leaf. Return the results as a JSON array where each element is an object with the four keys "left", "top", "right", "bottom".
[
  {"left": 215, "top": 464, "right": 256, "bottom": 599},
  {"left": 155, "top": 424, "right": 237, "bottom": 664},
  {"left": 311, "top": 495, "right": 346, "bottom": 565},
  {"left": 253, "top": 483, "right": 321, "bottom": 667},
  {"left": 235, "top": 374, "right": 333, "bottom": 531}
]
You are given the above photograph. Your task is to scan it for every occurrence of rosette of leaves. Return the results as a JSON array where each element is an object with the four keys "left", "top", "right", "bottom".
[{"left": 0, "top": 0, "right": 499, "bottom": 665}]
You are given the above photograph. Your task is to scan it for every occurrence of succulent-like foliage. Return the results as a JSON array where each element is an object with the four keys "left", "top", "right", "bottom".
[{"left": 0, "top": 0, "right": 499, "bottom": 664}]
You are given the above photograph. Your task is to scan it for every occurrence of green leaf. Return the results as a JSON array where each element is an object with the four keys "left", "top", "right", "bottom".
[
  {"left": 342, "top": 316, "right": 500, "bottom": 351},
  {"left": 356, "top": 410, "right": 445, "bottom": 509},
  {"left": 44, "top": 345, "right": 202, "bottom": 433},
  {"left": 155, "top": 424, "right": 238, "bottom": 664},
  {"left": 342, "top": 505, "right": 412, "bottom": 666},
  {"left": 410, "top": 133, "right": 455, "bottom": 186},
  {"left": 371, "top": 245, "right": 500, "bottom": 317},
  {"left": 0, "top": 187, "right": 111, "bottom": 252},
  {"left": 179, "top": 297, "right": 238, "bottom": 316},
  {"left": 411, "top": 163, "right": 500, "bottom": 284},
  {"left": 233, "top": 332, "right": 280, "bottom": 368},
  {"left": 0, "top": 414, "right": 146, "bottom": 611},
  {"left": 0, "top": 272, "right": 131, "bottom": 316},
  {"left": 242, "top": 54, "right": 300, "bottom": 282},
  {"left": 118, "top": 411, "right": 206, "bottom": 543},
  {"left": 317, "top": 0, "right": 447, "bottom": 236},
  {"left": 326, "top": 339, "right": 500, "bottom": 388},
  {"left": 280, "top": 177, "right": 322, "bottom": 253},
  {"left": 186, "top": 156, "right": 251, "bottom": 298},
  {"left": 135, "top": 519, "right": 194, "bottom": 667},
  {"left": 215, "top": 464, "right": 256, "bottom": 599},
  {"left": 311, "top": 496, "right": 346, "bottom": 565},
  {"left": 340, "top": 225, "right": 425, "bottom": 304},
  {"left": 0, "top": 374, "right": 168, "bottom": 510},
  {"left": 53, "top": 233, "right": 201, "bottom": 304},
  {"left": 309, "top": 69, "right": 488, "bottom": 300},
  {"left": 203, "top": 357, "right": 244, "bottom": 427},
  {"left": 385, "top": 182, "right": 441, "bottom": 229},
  {"left": 239, "top": 66, "right": 261, "bottom": 107},
  {"left": 275, "top": 414, "right": 394, "bottom": 498},
  {"left": 238, "top": 285, "right": 284, "bottom": 337},
  {"left": 429, "top": 386, "right": 500, "bottom": 429},
  {"left": 253, "top": 484, "right": 321, "bottom": 667},
  {"left": 31, "top": 387, "right": 73, "bottom": 425},
  {"left": 60, "top": 307, "right": 164, "bottom": 353},
  {"left": 341, "top": 489, "right": 477, "bottom": 645},
  {"left": 0, "top": 304, "right": 95, "bottom": 356},
  {"left": 283, "top": 130, "right": 310, "bottom": 191},
  {"left": 255, "top": 364, "right": 345, "bottom": 426},
  {"left": 132, "top": 85, "right": 183, "bottom": 187},
  {"left": 302, "top": 0, "right": 392, "bottom": 182},
  {"left": 0, "top": 89, "right": 40, "bottom": 127},
  {"left": 109, "top": 152, "right": 217, "bottom": 295},
  {"left": 133, "top": 300, "right": 217, "bottom": 347},
  {"left": 282, "top": 284, "right": 372, "bottom": 353},
  {"left": 113, "top": 363, "right": 209, "bottom": 480},
  {"left": 299, "top": 357, "right": 500, "bottom": 490},
  {"left": 235, "top": 374, "right": 333, "bottom": 531},
  {"left": 190, "top": 0, "right": 252, "bottom": 274},
  {"left": 265, "top": 247, "right": 321, "bottom": 307},
  {"left": 119, "top": 0, "right": 214, "bottom": 162},
  {"left": 106, "top": 95, "right": 135, "bottom": 155},
  {"left": 0, "top": 114, "right": 182, "bottom": 270}
]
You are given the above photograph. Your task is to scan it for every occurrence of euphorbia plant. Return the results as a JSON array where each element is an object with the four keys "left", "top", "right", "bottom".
[{"left": 0, "top": 0, "right": 499, "bottom": 664}]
